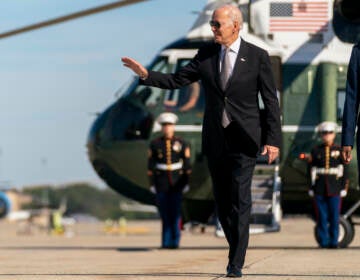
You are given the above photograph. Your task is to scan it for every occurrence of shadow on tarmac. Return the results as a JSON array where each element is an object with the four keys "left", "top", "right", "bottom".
[
  {"left": 2, "top": 245, "right": 360, "bottom": 251},
  {"left": 245, "top": 273, "right": 360, "bottom": 278},
  {"left": 3, "top": 245, "right": 360, "bottom": 251},
  {"left": 0, "top": 246, "right": 229, "bottom": 251},
  {"left": 0, "top": 272, "right": 359, "bottom": 278},
  {"left": 247, "top": 246, "right": 360, "bottom": 250},
  {"left": 0, "top": 272, "right": 225, "bottom": 278}
]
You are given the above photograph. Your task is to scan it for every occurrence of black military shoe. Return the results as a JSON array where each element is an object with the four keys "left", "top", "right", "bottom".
[{"left": 226, "top": 265, "right": 242, "bottom": 278}]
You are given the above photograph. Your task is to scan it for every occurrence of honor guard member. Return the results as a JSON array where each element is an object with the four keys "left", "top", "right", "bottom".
[
  {"left": 148, "top": 112, "right": 191, "bottom": 249},
  {"left": 308, "top": 121, "right": 349, "bottom": 248}
]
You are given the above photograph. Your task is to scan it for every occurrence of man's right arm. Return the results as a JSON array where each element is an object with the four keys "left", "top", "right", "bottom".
[{"left": 122, "top": 51, "right": 202, "bottom": 90}]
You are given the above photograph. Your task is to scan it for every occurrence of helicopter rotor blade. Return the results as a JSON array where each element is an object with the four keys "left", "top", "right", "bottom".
[{"left": 0, "top": 0, "right": 148, "bottom": 40}]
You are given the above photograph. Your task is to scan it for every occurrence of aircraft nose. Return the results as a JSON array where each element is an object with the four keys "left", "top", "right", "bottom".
[
  {"left": 0, "top": 192, "right": 10, "bottom": 218},
  {"left": 87, "top": 98, "right": 156, "bottom": 206}
]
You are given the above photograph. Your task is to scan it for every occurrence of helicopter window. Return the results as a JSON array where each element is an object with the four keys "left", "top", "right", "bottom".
[
  {"left": 129, "top": 56, "right": 169, "bottom": 108},
  {"left": 337, "top": 90, "right": 346, "bottom": 121},
  {"left": 163, "top": 59, "right": 205, "bottom": 112},
  {"left": 164, "top": 81, "right": 205, "bottom": 112}
]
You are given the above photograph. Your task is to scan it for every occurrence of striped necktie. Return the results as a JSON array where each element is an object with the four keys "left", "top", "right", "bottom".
[{"left": 220, "top": 48, "right": 231, "bottom": 127}]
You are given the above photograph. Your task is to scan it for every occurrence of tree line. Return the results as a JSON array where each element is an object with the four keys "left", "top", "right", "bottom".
[{"left": 22, "top": 182, "right": 157, "bottom": 220}]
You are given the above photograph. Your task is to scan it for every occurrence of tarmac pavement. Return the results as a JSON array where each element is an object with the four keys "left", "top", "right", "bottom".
[{"left": 0, "top": 216, "right": 360, "bottom": 279}]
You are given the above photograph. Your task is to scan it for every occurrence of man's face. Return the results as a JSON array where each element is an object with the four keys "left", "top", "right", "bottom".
[
  {"left": 210, "top": 9, "right": 237, "bottom": 46},
  {"left": 321, "top": 131, "right": 336, "bottom": 145},
  {"left": 161, "top": 123, "right": 175, "bottom": 138}
]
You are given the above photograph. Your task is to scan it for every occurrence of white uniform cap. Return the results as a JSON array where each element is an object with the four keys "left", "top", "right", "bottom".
[
  {"left": 156, "top": 112, "right": 178, "bottom": 125},
  {"left": 317, "top": 121, "right": 337, "bottom": 133}
]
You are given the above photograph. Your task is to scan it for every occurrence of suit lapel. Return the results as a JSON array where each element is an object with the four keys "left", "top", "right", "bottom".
[
  {"left": 211, "top": 44, "right": 222, "bottom": 92},
  {"left": 225, "top": 38, "right": 249, "bottom": 91}
]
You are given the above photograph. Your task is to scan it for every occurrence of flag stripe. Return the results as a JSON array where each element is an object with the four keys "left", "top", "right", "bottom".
[
  {"left": 270, "top": 25, "right": 328, "bottom": 27},
  {"left": 270, "top": 23, "right": 328, "bottom": 25},
  {"left": 271, "top": 17, "right": 328, "bottom": 19},
  {"left": 270, "top": 26, "right": 328, "bottom": 30},
  {"left": 270, "top": 19, "right": 328, "bottom": 22},
  {"left": 270, "top": 27, "right": 328, "bottom": 30}
]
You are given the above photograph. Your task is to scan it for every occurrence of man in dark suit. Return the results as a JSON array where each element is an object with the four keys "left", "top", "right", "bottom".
[
  {"left": 342, "top": 43, "right": 360, "bottom": 173},
  {"left": 122, "top": 5, "right": 281, "bottom": 277}
]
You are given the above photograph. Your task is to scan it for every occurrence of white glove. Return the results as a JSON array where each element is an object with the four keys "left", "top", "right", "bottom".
[
  {"left": 308, "top": 190, "right": 314, "bottom": 197},
  {"left": 340, "top": 190, "right": 347, "bottom": 197},
  {"left": 182, "top": 184, "right": 190, "bottom": 194},
  {"left": 150, "top": 186, "right": 156, "bottom": 194}
]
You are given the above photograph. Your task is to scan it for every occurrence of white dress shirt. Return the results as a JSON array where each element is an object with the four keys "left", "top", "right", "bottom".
[{"left": 219, "top": 36, "right": 241, "bottom": 78}]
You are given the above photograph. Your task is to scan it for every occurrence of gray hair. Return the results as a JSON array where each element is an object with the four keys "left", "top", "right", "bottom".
[{"left": 216, "top": 4, "right": 243, "bottom": 26}]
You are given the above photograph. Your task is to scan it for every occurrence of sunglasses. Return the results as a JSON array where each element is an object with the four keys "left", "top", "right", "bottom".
[
  {"left": 321, "top": 131, "right": 334, "bottom": 135},
  {"left": 209, "top": 20, "right": 221, "bottom": 29}
]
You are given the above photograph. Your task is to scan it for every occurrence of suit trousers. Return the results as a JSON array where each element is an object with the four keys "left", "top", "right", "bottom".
[{"left": 207, "top": 122, "right": 257, "bottom": 269}]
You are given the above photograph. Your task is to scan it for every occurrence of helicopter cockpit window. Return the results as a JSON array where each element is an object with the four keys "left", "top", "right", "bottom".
[
  {"left": 163, "top": 59, "right": 205, "bottom": 112},
  {"left": 128, "top": 56, "right": 169, "bottom": 108},
  {"left": 337, "top": 90, "right": 346, "bottom": 121}
]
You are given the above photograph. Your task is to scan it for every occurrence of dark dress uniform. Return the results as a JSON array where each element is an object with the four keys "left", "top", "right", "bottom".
[
  {"left": 310, "top": 143, "right": 348, "bottom": 248},
  {"left": 148, "top": 136, "right": 191, "bottom": 248}
]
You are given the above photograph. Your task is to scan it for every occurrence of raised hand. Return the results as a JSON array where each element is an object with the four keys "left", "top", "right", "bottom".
[{"left": 121, "top": 57, "right": 148, "bottom": 79}]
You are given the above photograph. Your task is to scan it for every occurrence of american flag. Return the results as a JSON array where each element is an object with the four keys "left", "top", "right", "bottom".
[{"left": 269, "top": 1, "right": 329, "bottom": 32}]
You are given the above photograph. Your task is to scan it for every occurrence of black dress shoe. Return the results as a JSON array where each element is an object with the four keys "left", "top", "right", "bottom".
[{"left": 226, "top": 265, "right": 242, "bottom": 278}]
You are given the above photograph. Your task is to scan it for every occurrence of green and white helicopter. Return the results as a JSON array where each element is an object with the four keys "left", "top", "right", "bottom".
[
  {"left": 1, "top": 0, "right": 360, "bottom": 246},
  {"left": 87, "top": 0, "right": 360, "bottom": 245}
]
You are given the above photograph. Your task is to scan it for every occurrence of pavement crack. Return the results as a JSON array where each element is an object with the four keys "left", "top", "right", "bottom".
[
  {"left": 210, "top": 274, "right": 227, "bottom": 279},
  {"left": 244, "top": 250, "right": 283, "bottom": 269}
]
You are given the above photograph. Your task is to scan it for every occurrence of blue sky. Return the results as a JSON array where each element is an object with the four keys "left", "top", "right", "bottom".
[{"left": 0, "top": 0, "right": 205, "bottom": 188}]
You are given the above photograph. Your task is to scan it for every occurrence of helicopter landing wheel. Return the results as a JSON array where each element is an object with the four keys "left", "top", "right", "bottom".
[{"left": 314, "top": 216, "right": 355, "bottom": 248}]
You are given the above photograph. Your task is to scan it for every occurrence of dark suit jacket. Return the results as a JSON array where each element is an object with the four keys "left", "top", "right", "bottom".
[
  {"left": 342, "top": 43, "right": 360, "bottom": 148},
  {"left": 141, "top": 38, "right": 282, "bottom": 158}
]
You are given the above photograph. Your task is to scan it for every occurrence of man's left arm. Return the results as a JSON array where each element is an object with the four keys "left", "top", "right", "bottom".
[
  {"left": 258, "top": 50, "right": 282, "bottom": 163},
  {"left": 341, "top": 45, "right": 360, "bottom": 164}
]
